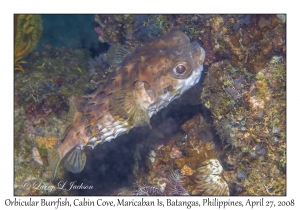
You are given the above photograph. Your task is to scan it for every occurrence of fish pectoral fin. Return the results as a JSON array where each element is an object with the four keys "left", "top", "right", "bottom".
[
  {"left": 110, "top": 89, "right": 150, "bottom": 128},
  {"left": 47, "top": 148, "right": 62, "bottom": 181},
  {"left": 63, "top": 147, "right": 87, "bottom": 173}
]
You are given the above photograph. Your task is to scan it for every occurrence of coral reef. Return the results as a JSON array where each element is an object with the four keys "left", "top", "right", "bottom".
[
  {"left": 87, "top": 53, "right": 112, "bottom": 90},
  {"left": 14, "top": 45, "right": 96, "bottom": 195},
  {"left": 93, "top": 14, "right": 285, "bottom": 71},
  {"left": 14, "top": 42, "right": 100, "bottom": 125},
  {"left": 201, "top": 56, "right": 286, "bottom": 195},
  {"left": 167, "top": 170, "right": 189, "bottom": 195},
  {"left": 170, "top": 145, "right": 183, "bottom": 159},
  {"left": 132, "top": 186, "right": 166, "bottom": 196},
  {"left": 94, "top": 14, "right": 198, "bottom": 47},
  {"left": 14, "top": 106, "right": 68, "bottom": 195},
  {"left": 14, "top": 14, "right": 43, "bottom": 72},
  {"left": 94, "top": 15, "right": 136, "bottom": 44},
  {"left": 192, "top": 159, "right": 229, "bottom": 195},
  {"left": 35, "top": 136, "right": 58, "bottom": 149},
  {"left": 131, "top": 112, "right": 229, "bottom": 196},
  {"left": 132, "top": 170, "right": 189, "bottom": 196},
  {"left": 32, "top": 147, "right": 44, "bottom": 165},
  {"left": 180, "top": 165, "right": 193, "bottom": 176}
]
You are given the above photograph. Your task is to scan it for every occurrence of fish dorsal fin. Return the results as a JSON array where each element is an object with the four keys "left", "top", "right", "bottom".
[
  {"left": 107, "top": 44, "right": 132, "bottom": 66},
  {"left": 62, "top": 99, "right": 80, "bottom": 139},
  {"left": 63, "top": 147, "right": 87, "bottom": 173},
  {"left": 47, "top": 148, "right": 62, "bottom": 181}
]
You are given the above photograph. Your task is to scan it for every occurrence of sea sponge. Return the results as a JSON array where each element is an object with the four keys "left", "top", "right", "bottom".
[
  {"left": 169, "top": 146, "right": 183, "bottom": 159},
  {"left": 181, "top": 165, "right": 193, "bottom": 176},
  {"left": 36, "top": 136, "right": 58, "bottom": 149}
]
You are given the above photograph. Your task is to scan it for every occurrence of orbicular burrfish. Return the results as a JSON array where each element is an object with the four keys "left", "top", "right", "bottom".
[{"left": 48, "top": 30, "right": 205, "bottom": 179}]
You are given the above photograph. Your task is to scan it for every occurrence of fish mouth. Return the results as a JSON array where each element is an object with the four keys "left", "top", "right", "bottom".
[
  {"left": 135, "top": 81, "right": 156, "bottom": 109},
  {"left": 145, "top": 89, "right": 155, "bottom": 102},
  {"left": 137, "top": 81, "right": 156, "bottom": 103}
]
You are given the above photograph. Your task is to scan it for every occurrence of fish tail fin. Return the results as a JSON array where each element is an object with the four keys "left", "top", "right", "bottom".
[
  {"left": 63, "top": 147, "right": 87, "bottom": 173},
  {"left": 47, "top": 148, "right": 62, "bottom": 180}
]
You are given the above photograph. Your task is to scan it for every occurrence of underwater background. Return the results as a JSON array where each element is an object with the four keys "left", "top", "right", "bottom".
[{"left": 14, "top": 14, "right": 286, "bottom": 196}]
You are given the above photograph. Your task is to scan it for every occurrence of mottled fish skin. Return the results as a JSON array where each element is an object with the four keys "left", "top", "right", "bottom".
[{"left": 48, "top": 30, "right": 205, "bottom": 179}]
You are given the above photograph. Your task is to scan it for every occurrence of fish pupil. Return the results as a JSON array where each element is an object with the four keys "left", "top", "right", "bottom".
[{"left": 176, "top": 65, "right": 186, "bottom": 74}]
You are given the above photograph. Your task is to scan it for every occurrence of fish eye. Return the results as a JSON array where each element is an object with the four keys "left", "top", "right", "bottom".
[
  {"left": 172, "top": 62, "right": 191, "bottom": 79},
  {"left": 176, "top": 65, "right": 186, "bottom": 74}
]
